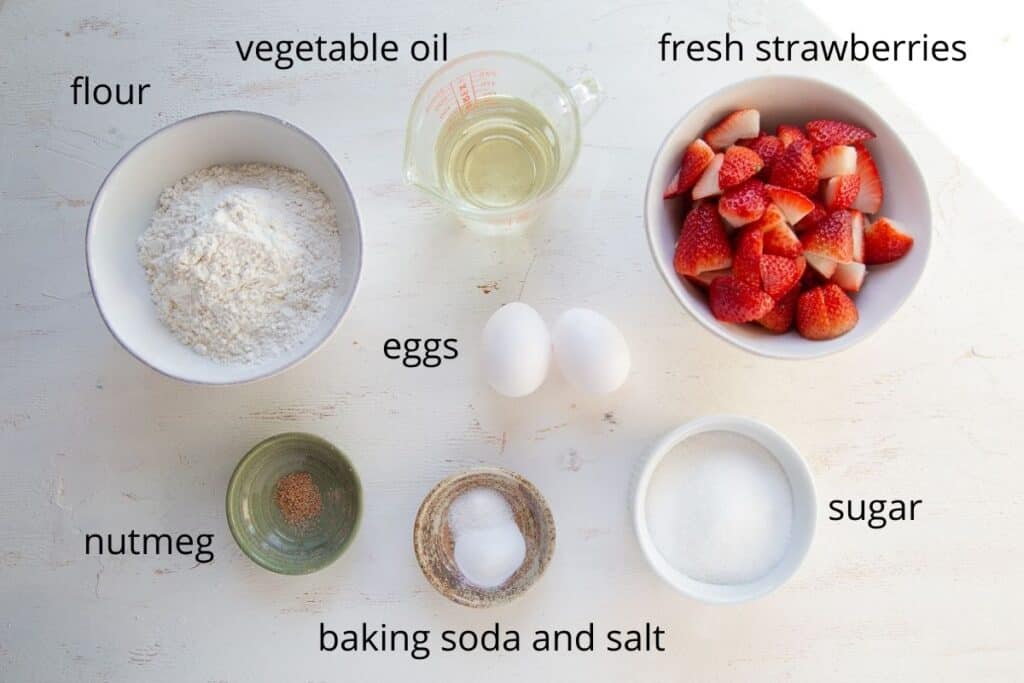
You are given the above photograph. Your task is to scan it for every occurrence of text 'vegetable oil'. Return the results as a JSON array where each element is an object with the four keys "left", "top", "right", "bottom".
[{"left": 435, "top": 96, "right": 560, "bottom": 211}]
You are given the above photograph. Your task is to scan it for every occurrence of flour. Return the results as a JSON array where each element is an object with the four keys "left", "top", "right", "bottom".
[{"left": 138, "top": 163, "right": 342, "bottom": 363}]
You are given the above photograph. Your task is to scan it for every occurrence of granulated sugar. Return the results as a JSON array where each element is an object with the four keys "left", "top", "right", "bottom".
[
  {"left": 447, "top": 487, "right": 526, "bottom": 589},
  {"left": 645, "top": 431, "right": 793, "bottom": 585}
]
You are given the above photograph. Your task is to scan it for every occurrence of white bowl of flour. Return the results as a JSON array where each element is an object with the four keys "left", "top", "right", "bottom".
[
  {"left": 633, "top": 415, "right": 816, "bottom": 604},
  {"left": 87, "top": 111, "right": 362, "bottom": 384}
]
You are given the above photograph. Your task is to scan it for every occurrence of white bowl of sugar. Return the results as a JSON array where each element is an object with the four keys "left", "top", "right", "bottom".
[
  {"left": 87, "top": 110, "right": 363, "bottom": 384},
  {"left": 633, "top": 415, "right": 816, "bottom": 604}
]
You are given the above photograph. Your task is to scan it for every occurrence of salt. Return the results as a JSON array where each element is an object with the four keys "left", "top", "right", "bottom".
[
  {"left": 645, "top": 431, "right": 793, "bottom": 585},
  {"left": 447, "top": 487, "right": 526, "bottom": 589}
]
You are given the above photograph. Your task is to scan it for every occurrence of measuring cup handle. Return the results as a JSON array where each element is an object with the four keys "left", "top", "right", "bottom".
[{"left": 569, "top": 76, "right": 605, "bottom": 125}]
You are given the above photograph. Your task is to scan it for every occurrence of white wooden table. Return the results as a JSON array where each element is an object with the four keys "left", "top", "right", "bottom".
[{"left": 2, "top": 1, "right": 1022, "bottom": 680}]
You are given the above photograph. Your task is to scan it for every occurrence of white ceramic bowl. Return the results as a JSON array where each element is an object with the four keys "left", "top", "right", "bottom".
[
  {"left": 87, "top": 111, "right": 363, "bottom": 384},
  {"left": 645, "top": 76, "right": 931, "bottom": 359},
  {"left": 632, "top": 415, "right": 816, "bottom": 604}
]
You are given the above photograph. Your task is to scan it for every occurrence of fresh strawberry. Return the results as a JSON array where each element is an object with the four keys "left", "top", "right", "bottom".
[
  {"left": 718, "top": 179, "right": 767, "bottom": 228},
  {"left": 850, "top": 143, "right": 883, "bottom": 213},
  {"left": 801, "top": 209, "right": 855, "bottom": 263},
  {"left": 832, "top": 261, "right": 866, "bottom": 292},
  {"left": 732, "top": 226, "right": 764, "bottom": 288},
  {"left": 685, "top": 267, "right": 732, "bottom": 290},
  {"left": 776, "top": 124, "right": 807, "bottom": 148},
  {"left": 674, "top": 202, "right": 733, "bottom": 276},
  {"left": 704, "top": 109, "right": 760, "bottom": 151},
  {"left": 749, "top": 202, "right": 787, "bottom": 234},
  {"left": 814, "top": 145, "right": 857, "bottom": 178},
  {"left": 740, "top": 133, "right": 783, "bottom": 168},
  {"left": 719, "top": 145, "right": 764, "bottom": 188},
  {"left": 863, "top": 217, "right": 914, "bottom": 264},
  {"left": 769, "top": 139, "right": 817, "bottom": 196},
  {"left": 796, "top": 284, "right": 859, "bottom": 340},
  {"left": 709, "top": 276, "right": 775, "bottom": 323},
  {"left": 851, "top": 211, "right": 865, "bottom": 262},
  {"left": 802, "top": 258, "right": 830, "bottom": 286},
  {"left": 804, "top": 252, "right": 838, "bottom": 279},
  {"left": 760, "top": 255, "right": 805, "bottom": 300},
  {"left": 692, "top": 153, "right": 725, "bottom": 199},
  {"left": 823, "top": 174, "right": 861, "bottom": 210},
  {"left": 664, "top": 138, "right": 715, "bottom": 199},
  {"left": 794, "top": 200, "right": 827, "bottom": 232},
  {"left": 762, "top": 221, "right": 803, "bottom": 259},
  {"left": 758, "top": 288, "right": 798, "bottom": 333},
  {"left": 805, "top": 119, "right": 875, "bottom": 152},
  {"left": 764, "top": 185, "right": 814, "bottom": 224}
]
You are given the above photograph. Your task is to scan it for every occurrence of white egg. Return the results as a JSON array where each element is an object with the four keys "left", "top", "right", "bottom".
[
  {"left": 552, "top": 308, "right": 631, "bottom": 395},
  {"left": 481, "top": 302, "right": 551, "bottom": 397}
]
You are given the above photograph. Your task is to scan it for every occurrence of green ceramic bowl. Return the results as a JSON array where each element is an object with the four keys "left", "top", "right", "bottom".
[{"left": 226, "top": 432, "right": 362, "bottom": 575}]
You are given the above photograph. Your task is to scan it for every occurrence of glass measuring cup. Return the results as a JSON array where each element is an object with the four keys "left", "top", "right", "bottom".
[{"left": 403, "top": 51, "right": 604, "bottom": 234}]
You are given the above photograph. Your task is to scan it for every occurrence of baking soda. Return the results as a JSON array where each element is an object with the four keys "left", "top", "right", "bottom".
[
  {"left": 645, "top": 431, "right": 793, "bottom": 585},
  {"left": 447, "top": 487, "right": 526, "bottom": 589}
]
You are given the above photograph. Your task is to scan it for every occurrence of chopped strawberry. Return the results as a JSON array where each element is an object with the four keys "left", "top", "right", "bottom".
[
  {"left": 804, "top": 252, "right": 838, "bottom": 279},
  {"left": 664, "top": 138, "right": 715, "bottom": 199},
  {"left": 709, "top": 276, "right": 775, "bottom": 323},
  {"left": 704, "top": 109, "right": 760, "bottom": 151},
  {"left": 674, "top": 202, "right": 733, "bottom": 276},
  {"left": 762, "top": 220, "right": 803, "bottom": 259},
  {"left": 760, "top": 255, "right": 805, "bottom": 300},
  {"left": 719, "top": 145, "right": 764, "bottom": 189},
  {"left": 863, "top": 217, "right": 914, "bottom": 264},
  {"left": 814, "top": 145, "right": 857, "bottom": 179},
  {"left": 758, "top": 288, "right": 799, "bottom": 333},
  {"left": 794, "top": 200, "right": 827, "bottom": 232},
  {"left": 769, "top": 139, "right": 817, "bottom": 196},
  {"left": 832, "top": 261, "right": 866, "bottom": 292},
  {"left": 718, "top": 179, "right": 767, "bottom": 228},
  {"left": 732, "top": 226, "right": 764, "bottom": 288},
  {"left": 851, "top": 143, "right": 884, "bottom": 213},
  {"left": 776, "top": 124, "right": 807, "bottom": 148},
  {"left": 801, "top": 209, "right": 855, "bottom": 263},
  {"left": 823, "top": 174, "right": 861, "bottom": 210},
  {"left": 796, "top": 284, "right": 859, "bottom": 340},
  {"left": 740, "top": 133, "right": 783, "bottom": 168},
  {"left": 764, "top": 185, "right": 814, "bottom": 224},
  {"left": 749, "top": 202, "right": 787, "bottom": 233},
  {"left": 685, "top": 267, "right": 732, "bottom": 289},
  {"left": 692, "top": 153, "right": 725, "bottom": 199},
  {"left": 805, "top": 119, "right": 875, "bottom": 152},
  {"left": 851, "top": 211, "right": 865, "bottom": 262}
]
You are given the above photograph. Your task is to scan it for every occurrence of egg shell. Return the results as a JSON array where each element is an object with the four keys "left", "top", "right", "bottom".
[
  {"left": 481, "top": 302, "right": 551, "bottom": 398},
  {"left": 552, "top": 308, "right": 631, "bottom": 395}
]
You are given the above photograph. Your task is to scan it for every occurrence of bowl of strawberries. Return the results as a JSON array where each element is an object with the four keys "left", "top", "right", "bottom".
[{"left": 645, "top": 75, "right": 930, "bottom": 359}]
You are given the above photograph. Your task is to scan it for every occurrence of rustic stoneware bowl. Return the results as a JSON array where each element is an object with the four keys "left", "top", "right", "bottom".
[
  {"left": 414, "top": 467, "right": 555, "bottom": 607},
  {"left": 226, "top": 432, "right": 362, "bottom": 575},
  {"left": 645, "top": 75, "right": 931, "bottom": 359}
]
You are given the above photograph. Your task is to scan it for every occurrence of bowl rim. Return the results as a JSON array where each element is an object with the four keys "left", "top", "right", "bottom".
[
  {"left": 643, "top": 74, "right": 932, "bottom": 360},
  {"left": 85, "top": 109, "right": 365, "bottom": 385},
  {"left": 632, "top": 414, "right": 816, "bottom": 604},
  {"left": 412, "top": 465, "right": 556, "bottom": 607},
  {"left": 225, "top": 431, "right": 363, "bottom": 575}
]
